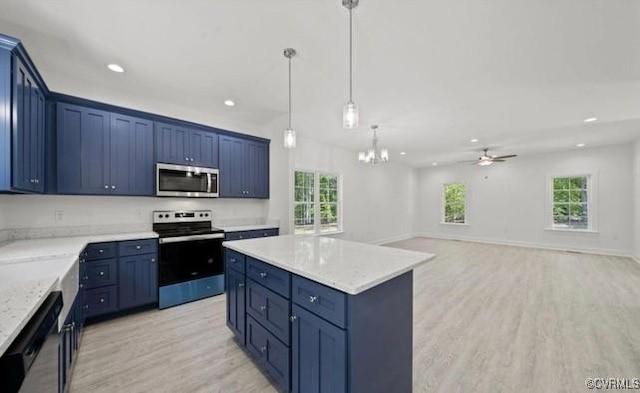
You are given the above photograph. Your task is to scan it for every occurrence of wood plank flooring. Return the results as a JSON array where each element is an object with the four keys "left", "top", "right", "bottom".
[{"left": 70, "top": 238, "right": 640, "bottom": 393}]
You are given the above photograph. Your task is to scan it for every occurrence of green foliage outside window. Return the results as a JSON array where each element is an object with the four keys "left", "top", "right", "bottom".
[
  {"left": 552, "top": 176, "right": 589, "bottom": 229},
  {"left": 294, "top": 171, "right": 339, "bottom": 234},
  {"left": 444, "top": 183, "right": 466, "bottom": 223}
]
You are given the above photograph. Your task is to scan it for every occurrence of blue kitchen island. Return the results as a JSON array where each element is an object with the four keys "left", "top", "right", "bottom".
[{"left": 224, "top": 235, "right": 434, "bottom": 393}]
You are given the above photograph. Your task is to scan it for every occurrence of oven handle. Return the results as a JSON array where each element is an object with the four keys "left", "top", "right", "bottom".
[{"left": 159, "top": 233, "right": 225, "bottom": 244}]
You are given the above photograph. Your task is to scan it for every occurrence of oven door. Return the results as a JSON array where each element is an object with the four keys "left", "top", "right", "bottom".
[
  {"left": 156, "top": 163, "right": 219, "bottom": 198},
  {"left": 158, "top": 235, "right": 224, "bottom": 286}
]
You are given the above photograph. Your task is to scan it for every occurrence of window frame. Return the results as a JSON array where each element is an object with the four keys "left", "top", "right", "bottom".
[
  {"left": 441, "top": 182, "right": 468, "bottom": 225},
  {"left": 292, "top": 169, "right": 343, "bottom": 235},
  {"left": 546, "top": 173, "right": 597, "bottom": 232}
]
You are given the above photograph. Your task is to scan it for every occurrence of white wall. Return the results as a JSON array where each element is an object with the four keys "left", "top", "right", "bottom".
[
  {"left": 416, "top": 144, "right": 634, "bottom": 255},
  {"left": 270, "top": 134, "right": 418, "bottom": 244},
  {"left": 634, "top": 139, "right": 640, "bottom": 259}
]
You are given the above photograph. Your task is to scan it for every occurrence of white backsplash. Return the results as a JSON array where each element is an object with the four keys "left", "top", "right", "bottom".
[{"left": 0, "top": 194, "right": 275, "bottom": 240}]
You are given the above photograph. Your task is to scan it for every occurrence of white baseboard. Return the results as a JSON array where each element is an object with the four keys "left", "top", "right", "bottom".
[
  {"left": 412, "top": 232, "right": 633, "bottom": 258},
  {"left": 370, "top": 233, "right": 415, "bottom": 246}
]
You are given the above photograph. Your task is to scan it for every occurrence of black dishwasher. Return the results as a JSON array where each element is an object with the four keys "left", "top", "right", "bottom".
[{"left": 0, "top": 291, "right": 62, "bottom": 393}]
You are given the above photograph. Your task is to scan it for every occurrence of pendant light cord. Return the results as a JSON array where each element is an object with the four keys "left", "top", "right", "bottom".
[
  {"left": 288, "top": 56, "right": 292, "bottom": 130},
  {"left": 349, "top": 7, "right": 353, "bottom": 102}
]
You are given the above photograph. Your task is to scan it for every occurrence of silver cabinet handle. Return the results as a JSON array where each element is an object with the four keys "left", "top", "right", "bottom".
[
  {"left": 259, "top": 272, "right": 267, "bottom": 279},
  {"left": 111, "top": 185, "right": 116, "bottom": 190},
  {"left": 136, "top": 245, "right": 142, "bottom": 250},
  {"left": 238, "top": 282, "right": 245, "bottom": 288},
  {"left": 35, "top": 179, "right": 39, "bottom": 184},
  {"left": 260, "top": 305, "right": 267, "bottom": 311},
  {"left": 309, "top": 295, "right": 318, "bottom": 303},
  {"left": 290, "top": 315, "right": 297, "bottom": 322},
  {"left": 185, "top": 157, "right": 189, "bottom": 161},
  {"left": 84, "top": 305, "right": 89, "bottom": 310},
  {"left": 104, "top": 185, "right": 109, "bottom": 189},
  {"left": 151, "top": 258, "right": 156, "bottom": 263},
  {"left": 98, "top": 249, "right": 104, "bottom": 254},
  {"left": 230, "top": 258, "right": 236, "bottom": 263},
  {"left": 260, "top": 345, "right": 267, "bottom": 353},
  {"left": 99, "top": 298, "right": 105, "bottom": 303},
  {"left": 190, "top": 158, "right": 195, "bottom": 162},
  {"left": 79, "top": 283, "right": 84, "bottom": 289},
  {"left": 99, "top": 271, "right": 105, "bottom": 276}
]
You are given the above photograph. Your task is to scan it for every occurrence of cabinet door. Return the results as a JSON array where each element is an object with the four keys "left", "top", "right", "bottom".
[
  {"left": 219, "top": 135, "right": 245, "bottom": 197},
  {"left": 57, "top": 103, "right": 110, "bottom": 194},
  {"left": 226, "top": 268, "right": 246, "bottom": 343},
  {"left": 155, "top": 122, "right": 189, "bottom": 165},
  {"left": 12, "top": 57, "right": 45, "bottom": 192},
  {"left": 110, "top": 113, "right": 154, "bottom": 195},
  {"left": 245, "top": 140, "right": 269, "bottom": 198},
  {"left": 119, "top": 254, "right": 158, "bottom": 310},
  {"left": 292, "top": 304, "right": 347, "bottom": 393},
  {"left": 189, "top": 129, "right": 218, "bottom": 168}
]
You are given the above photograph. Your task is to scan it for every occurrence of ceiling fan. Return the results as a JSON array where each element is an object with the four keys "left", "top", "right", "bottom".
[{"left": 459, "top": 148, "right": 517, "bottom": 166}]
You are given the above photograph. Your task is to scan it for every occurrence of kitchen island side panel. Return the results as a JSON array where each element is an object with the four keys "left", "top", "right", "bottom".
[{"left": 347, "top": 271, "right": 413, "bottom": 393}]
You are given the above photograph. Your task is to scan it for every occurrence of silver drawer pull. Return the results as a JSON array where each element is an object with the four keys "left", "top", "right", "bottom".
[
  {"left": 99, "top": 298, "right": 105, "bottom": 303},
  {"left": 260, "top": 305, "right": 267, "bottom": 311},
  {"left": 104, "top": 185, "right": 109, "bottom": 189},
  {"left": 98, "top": 249, "right": 104, "bottom": 254},
  {"left": 309, "top": 295, "right": 318, "bottom": 303},
  {"left": 230, "top": 258, "right": 236, "bottom": 263},
  {"left": 136, "top": 245, "right": 142, "bottom": 250},
  {"left": 99, "top": 271, "right": 105, "bottom": 276},
  {"left": 259, "top": 272, "right": 267, "bottom": 279},
  {"left": 260, "top": 345, "right": 267, "bottom": 353},
  {"left": 151, "top": 258, "right": 156, "bottom": 263},
  {"left": 238, "top": 282, "right": 245, "bottom": 288},
  {"left": 290, "top": 315, "right": 297, "bottom": 322}
]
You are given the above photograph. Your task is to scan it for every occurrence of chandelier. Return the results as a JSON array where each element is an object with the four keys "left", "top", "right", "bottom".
[{"left": 358, "top": 125, "right": 389, "bottom": 164}]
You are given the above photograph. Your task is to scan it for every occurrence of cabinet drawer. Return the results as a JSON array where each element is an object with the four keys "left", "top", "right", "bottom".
[
  {"left": 83, "top": 285, "right": 118, "bottom": 318},
  {"left": 292, "top": 275, "right": 347, "bottom": 329},
  {"left": 246, "top": 257, "right": 290, "bottom": 299},
  {"left": 225, "top": 231, "right": 251, "bottom": 241},
  {"left": 225, "top": 249, "right": 246, "bottom": 274},
  {"left": 82, "top": 242, "right": 116, "bottom": 260},
  {"left": 249, "top": 228, "right": 279, "bottom": 238},
  {"left": 246, "top": 279, "right": 290, "bottom": 345},
  {"left": 82, "top": 258, "right": 118, "bottom": 289},
  {"left": 246, "top": 315, "right": 290, "bottom": 392},
  {"left": 118, "top": 239, "right": 158, "bottom": 257}
]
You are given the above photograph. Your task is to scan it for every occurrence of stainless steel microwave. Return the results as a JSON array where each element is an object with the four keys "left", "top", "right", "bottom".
[{"left": 156, "top": 163, "right": 219, "bottom": 198}]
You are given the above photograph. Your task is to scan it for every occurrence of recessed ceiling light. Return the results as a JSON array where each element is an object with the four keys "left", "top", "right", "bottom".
[
  {"left": 470, "top": 138, "right": 479, "bottom": 143},
  {"left": 432, "top": 162, "right": 438, "bottom": 166},
  {"left": 107, "top": 63, "right": 124, "bottom": 73},
  {"left": 576, "top": 143, "right": 586, "bottom": 147},
  {"left": 400, "top": 151, "right": 406, "bottom": 156},
  {"left": 584, "top": 117, "right": 597, "bottom": 123},
  {"left": 224, "top": 99, "right": 236, "bottom": 107}
]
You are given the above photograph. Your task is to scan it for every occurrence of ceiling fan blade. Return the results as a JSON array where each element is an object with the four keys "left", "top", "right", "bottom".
[
  {"left": 492, "top": 154, "right": 517, "bottom": 159},
  {"left": 490, "top": 159, "right": 506, "bottom": 162}
]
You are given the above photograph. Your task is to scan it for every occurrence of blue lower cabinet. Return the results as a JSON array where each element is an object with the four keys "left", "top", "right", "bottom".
[
  {"left": 291, "top": 304, "right": 346, "bottom": 393},
  {"left": 246, "top": 279, "right": 290, "bottom": 344},
  {"left": 226, "top": 268, "right": 246, "bottom": 343},
  {"left": 119, "top": 253, "right": 158, "bottom": 309},
  {"left": 246, "top": 315, "right": 290, "bottom": 392}
]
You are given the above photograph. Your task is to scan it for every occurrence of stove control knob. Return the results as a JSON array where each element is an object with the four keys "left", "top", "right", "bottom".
[{"left": 205, "top": 213, "right": 209, "bottom": 217}]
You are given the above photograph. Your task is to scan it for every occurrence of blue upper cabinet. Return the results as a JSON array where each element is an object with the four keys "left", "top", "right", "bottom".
[
  {"left": 0, "top": 45, "right": 46, "bottom": 193},
  {"left": 110, "top": 113, "right": 154, "bottom": 195},
  {"left": 219, "top": 135, "right": 269, "bottom": 199},
  {"left": 154, "top": 122, "right": 218, "bottom": 168},
  {"left": 57, "top": 103, "right": 154, "bottom": 196}
]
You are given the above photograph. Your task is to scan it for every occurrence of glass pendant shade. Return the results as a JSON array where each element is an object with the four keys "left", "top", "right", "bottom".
[
  {"left": 358, "top": 151, "right": 366, "bottom": 162},
  {"left": 380, "top": 149, "right": 389, "bottom": 162},
  {"left": 343, "top": 101, "right": 359, "bottom": 129},
  {"left": 284, "top": 128, "right": 296, "bottom": 149}
]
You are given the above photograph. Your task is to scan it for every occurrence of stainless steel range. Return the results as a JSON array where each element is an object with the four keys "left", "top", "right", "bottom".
[{"left": 153, "top": 210, "right": 225, "bottom": 309}]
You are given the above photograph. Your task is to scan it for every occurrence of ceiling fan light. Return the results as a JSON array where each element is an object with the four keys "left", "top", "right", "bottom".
[{"left": 343, "top": 101, "right": 359, "bottom": 129}]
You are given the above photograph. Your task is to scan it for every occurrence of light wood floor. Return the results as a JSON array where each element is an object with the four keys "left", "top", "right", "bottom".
[{"left": 70, "top": 238, "right": 640, "bottom": 393}]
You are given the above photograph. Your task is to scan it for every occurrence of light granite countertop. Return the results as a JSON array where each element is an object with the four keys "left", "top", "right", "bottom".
[
  {"left": 224, "top": 235, "right": 434, "bottom": 295},
  {"left": 0, "top": 231, "right": 158, "bottom": 356},
  {"left": 217, "top": 224, "right": 279, "bottom": 232}
]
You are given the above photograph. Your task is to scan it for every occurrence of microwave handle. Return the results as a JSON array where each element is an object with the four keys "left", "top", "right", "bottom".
[{"left": 207, "top": 173, "right": 212, "bottom": 193}]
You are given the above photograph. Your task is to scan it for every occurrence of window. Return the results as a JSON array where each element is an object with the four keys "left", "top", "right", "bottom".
[
  {"left": 551, "top": 176, "right": 590, "bottom": 230},
  {"left": 294, "top": 171, "right": 341, "bottom": 234},
  {"left": 443, "top": 183, "right": 466, "bottom": 224}
]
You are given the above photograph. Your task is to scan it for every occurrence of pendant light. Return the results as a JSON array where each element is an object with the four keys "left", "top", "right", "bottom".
[
  {"left": 358, "top": 125, "right": 389, "bottom": 164},
  {"left": 283, "top": 48, "right": 297, "bottom": 149},
  {"left": 342, "top": 0, "right": 359, "bottom": 129}
]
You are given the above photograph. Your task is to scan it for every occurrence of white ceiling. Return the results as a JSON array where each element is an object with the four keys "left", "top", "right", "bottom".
[{"left": 1, "top": 0, "right": 639, "bottom": 167}]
